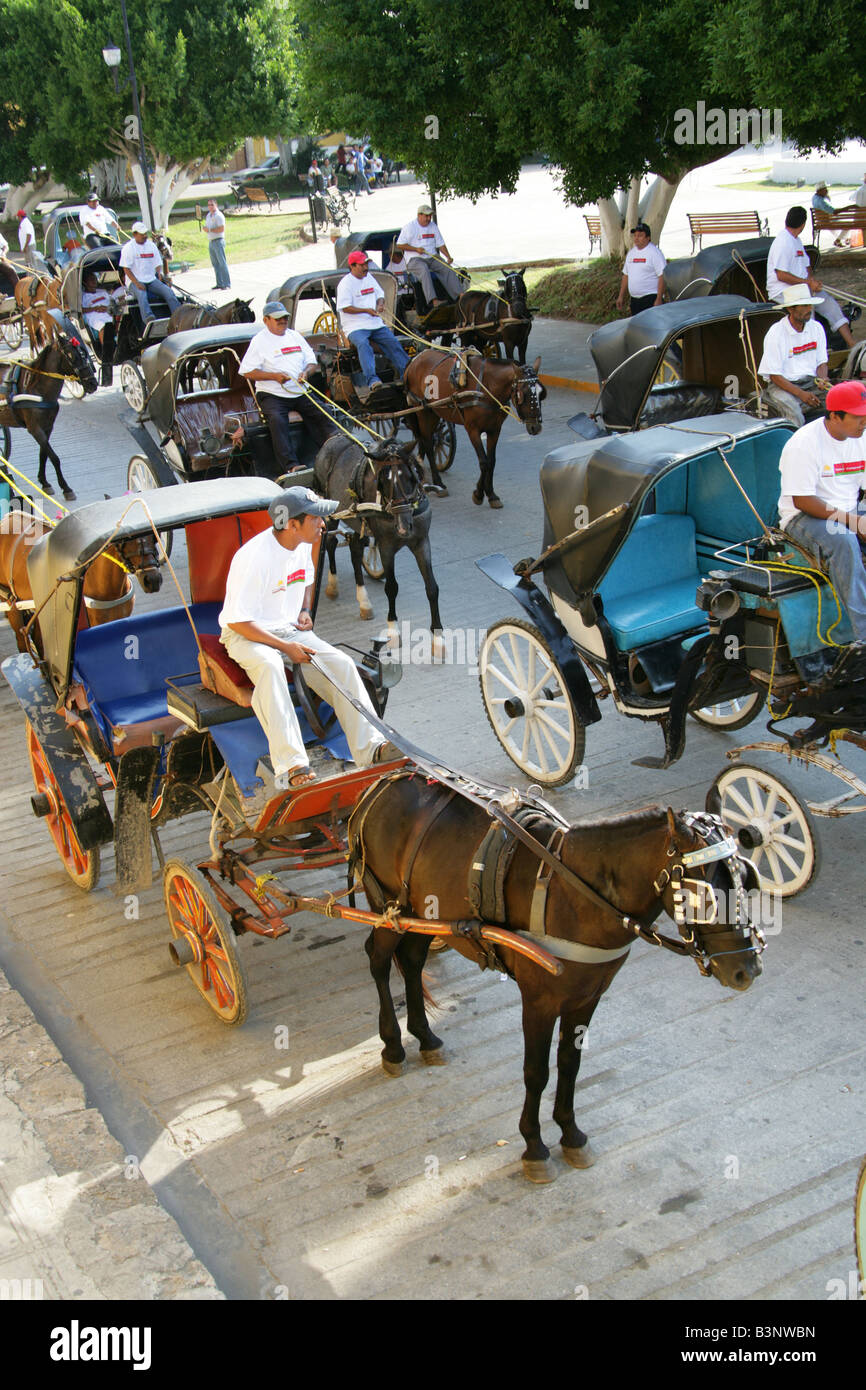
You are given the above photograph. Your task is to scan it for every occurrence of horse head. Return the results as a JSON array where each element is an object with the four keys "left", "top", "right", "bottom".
[
  {"left": 501, "top": 268, "right": 529, "bottom": 313},
  {"left": 656, "top": 807, "right": 764, "bottom": 992},
  {"left": 47, "top": 312, "right": 98, "bottom": 395},
  {"left": 115, "top": 531, "right": 163, "bottom": 594},
  {"left": 365, "top": 439, "right": 425, "bottom": 539},
  {"left": 230, "top": 298, "right": 256, "bottom": 324},
  {"left": 513, "top": 356, "right": 545, "bottom": 435}
]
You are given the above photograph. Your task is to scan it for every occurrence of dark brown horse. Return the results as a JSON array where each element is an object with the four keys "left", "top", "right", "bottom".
[
  {"left": 350, "top": 776, "right": 762, "bottom": 1182},
  {"left": 404, "top": 348, "right": 545, "bottom": 508},
  {"left": 315, "top": 435, "right": 443, "bottom": 654},
  {"left": 0, "top": 315, "right": 98, "bottom": 499},
  {"left": 457, "top": 268, "right": 532, "bottom": 363},
  {"left": 166, "top": 298, "right": 255, "bottom": 334}
]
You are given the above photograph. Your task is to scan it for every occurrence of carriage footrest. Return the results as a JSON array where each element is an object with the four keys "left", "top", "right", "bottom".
[{"left": 166, "top": 678, "right": 254, "bottom": 731}]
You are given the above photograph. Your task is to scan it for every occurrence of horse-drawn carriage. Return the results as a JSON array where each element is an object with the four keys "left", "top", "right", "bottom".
[{"left": 477, "top": 407, "right": 866, "bottom": 899}]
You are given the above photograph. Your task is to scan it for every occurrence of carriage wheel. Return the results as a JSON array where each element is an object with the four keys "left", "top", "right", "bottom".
[
  {"left": 690, "top": 691, "right": 763, "bottom": 732},
  {"left": 706, "top": 764, "right": 819, "bottom": 898},
  {"left": 163, "top": 860, "right": 248, "bottom": 1025},
  {"left": 313, "top": 310, "right": 339, "bottom": 335},
  {"left": 432, "top": 420, "right": 456, "bottom": 473},
  {"left": 855, "top": 1154, "right": 866, "bottom": 1288},
  {"left": 26, "top": 723, "right": 101, "bottom": 891},
  {"left": 120, "top": 361, "right": 147, "bottom": 413},
  {"left": 127, "top": 455, "right": 174, "bottom": 560},
  {"left": 1, "top": 316, "right": 23, "bottom": 351},
  {"left": 479, "top": 618, "right": 585, "bottom": 786},
  {"left": 362, "top": 538, "right": 384, "bottom": 580}
]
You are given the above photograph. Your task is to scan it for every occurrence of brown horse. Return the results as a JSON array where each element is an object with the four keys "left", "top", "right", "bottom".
[
  {"left": 166, "top": 298, "right": 255, "bottom": 334},
  {"left": 0, "top": 509, "right": 163, "bottom": 653},
  {"left": 457, "top": 268, "right": 532, "bottom": 364},
  {"left": 14, "top": 271, "right": 62, "bottom": 352},
  {"left": 350, "top": 774, "right": 762, "bottom": 1182},
  {"left": 404, "top": 348, "right": 545, "bottom": 508},
  {"left": 0, "top": 317, "right": 98, "bottom": 500}
]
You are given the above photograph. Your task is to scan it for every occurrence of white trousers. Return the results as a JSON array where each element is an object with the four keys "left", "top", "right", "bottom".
[{"left": 221, "top": 625, "right": 384, "bottom": 779}]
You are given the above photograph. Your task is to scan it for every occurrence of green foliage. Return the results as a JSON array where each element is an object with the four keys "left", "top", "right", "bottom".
[{"left": 530, "top": 258, "right": 624, "bottom": 324}]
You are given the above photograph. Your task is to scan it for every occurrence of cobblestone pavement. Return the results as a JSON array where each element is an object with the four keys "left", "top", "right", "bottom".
[{"left": 0, "top": 329, "right": 863, "bottom": 1301}]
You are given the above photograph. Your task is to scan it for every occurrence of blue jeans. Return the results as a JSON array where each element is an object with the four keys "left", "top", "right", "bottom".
[
  {"left": 785, "top": 509, "right": 866, "bottom": 640},
  {"left": 348, "top": 327, "right": 410, "bottom": 385},
  {"left": 354, "top": 169, "right": 371, "bottom": 194},
  {"left": 133, "top": 278, "right": 180, "bottom": 323},
  {"left": 208, "top": 237, "right": 231, "bottom": 289}
]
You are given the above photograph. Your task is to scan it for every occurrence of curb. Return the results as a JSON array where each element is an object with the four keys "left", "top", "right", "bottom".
[{"left": 539, "top": 372, "right": 596, "bottom": 393}]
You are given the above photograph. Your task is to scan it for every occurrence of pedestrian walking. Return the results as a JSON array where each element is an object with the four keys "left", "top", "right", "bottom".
[
  {"left": 204, "top": 199, "right": 231, "bottom": 290},
  {"left": 16, "top": 210, "right": 38, "bottom": 270}
]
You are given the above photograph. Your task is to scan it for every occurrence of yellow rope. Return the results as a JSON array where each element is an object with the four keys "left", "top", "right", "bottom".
[
  {"left": 300, "top": 378, "right": 386, "bottom": 443},
  {"left": 0, "top": 455, "right": 69, "bottom": 514}
]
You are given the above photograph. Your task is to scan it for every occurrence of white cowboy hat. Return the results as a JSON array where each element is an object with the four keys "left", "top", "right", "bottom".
[{"left": 779, "top": 284, "right": 823, "bottom": 307}]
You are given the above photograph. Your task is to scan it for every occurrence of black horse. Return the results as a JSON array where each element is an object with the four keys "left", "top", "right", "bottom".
[
  {"left": 457, "top": 269, "right": 532, "bottom": 363},
  {"left": 314, "top": 435, "right": 443, "bottom": 656},
  {"left": 0, "top": 312, "right": 98, "bottom": 500},
  {"left": 166, "top": 298, "right": 255, "bottom": 334}
]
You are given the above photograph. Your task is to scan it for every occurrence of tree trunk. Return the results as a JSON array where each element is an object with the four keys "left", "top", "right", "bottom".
[
  {"left": 123, "top": 148, "right": 208, "bottom": 229},
  {"left": 91, "top": 157, "right": 127, "bottom": 202},
  {"left": 597, "top": 173, "right": 683, "bottom": 258},
  {"left": 275, "top": 137, "right": 293, "bottom": 175},
  {"left": 5, "top": 177, "right": 70, "bottom": 219}
]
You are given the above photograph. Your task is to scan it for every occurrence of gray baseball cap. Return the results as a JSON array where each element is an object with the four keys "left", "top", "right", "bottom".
[
  {"left": 262, "top": 300, "right": 289, "bottom": 319},
  {"left": 269, "top": 487, "right": 338, "bottom": 528}
]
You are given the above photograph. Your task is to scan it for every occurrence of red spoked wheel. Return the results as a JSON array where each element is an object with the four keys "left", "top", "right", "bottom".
[
  {"left": 163, "top": 860, "right": 248, "bottom": 1025},
  {"left": 26, "top": 723, "right": 101, "bottom": 891}
]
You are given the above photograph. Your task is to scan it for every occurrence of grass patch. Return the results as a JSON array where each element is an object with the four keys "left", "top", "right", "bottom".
[
  {"left": 530, "top": 257, "right": 624, "bottom": 323},
  {"left": 163, "top": 211, "right": 307, "bottom": 268},
  {"left": 719, "top": 179, "right": 859, "bottom": 193}
]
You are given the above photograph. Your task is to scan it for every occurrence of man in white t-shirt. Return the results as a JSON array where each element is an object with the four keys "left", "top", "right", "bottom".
[
  {"left": 396, "top": 204, "right": 464, "bottom": 305},
  {"left": 616, "top": 223, "right": 666, "bottom": 316},
  {"left": 220, "top": 486, "right": 397, "bottom": 812},
  {"left": 16, "top": 211, "right": 38, "bottom": 269},
  {"left": 758, "top": 284, "right": 829, "bottom": 427},
  {"left": 204, "top": 199, "right": 231, "bottom": 290},
  {"left": 336, "top": 252, "right": 409, "bottom": 389},
  {"left": 239, "top": 301, "right": 337, "bottom": 473},
  {"left": 853, "top": 175, "right": 866, "bottom": 210},
  {"left": 766, "top": 207, "right": 854, "bottom": 348},
  {"left": 119, "top": 222, "right": 180, "bottom": 323},
  {"left": 79, "top": 193, "right": 119, "bottom": 248},
  {"left": 778, "top": 380, "right": 866, "bottom": 640},
  {"left": 0, "top": 228, "right": 17, "bottom": 294}
]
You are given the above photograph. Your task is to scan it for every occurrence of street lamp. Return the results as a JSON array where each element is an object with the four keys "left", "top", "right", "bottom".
[{"left": 101, "top": 0, "right": 157, "bottom": 233}]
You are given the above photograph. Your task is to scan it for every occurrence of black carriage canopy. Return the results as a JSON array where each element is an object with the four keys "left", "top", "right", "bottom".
[
  {"left": 538, "top": 411, "right": 791, "bottom": 599},
  {"left": 334, "top": 229, "right": 401, "bottom": 268},
  {"left": 58, "top": 244, "right": 125, "bottom": 314},
  {"left": 590, "top": 295, "right": 780, "bottom": 430},
  {"left": 141, "top": 323, "right": 258, "bottom": 429},
  {"left": 27, "top": 478, "right": 285, "bottom": 699},
  {"left": 663, "top": 238, "right": 774, "bottom": 302},
  {"left": 268, "top": 268, "right": 398, "bottom": 325}
]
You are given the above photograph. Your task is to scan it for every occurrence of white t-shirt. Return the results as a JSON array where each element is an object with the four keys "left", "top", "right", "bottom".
[
  {"left": 336, "top": 272, "right": 384, "bottom": 333},
  {"left": 623, "top": 243, "right": 666, "bottom": 296},
  {"left": 0, "top": 231, "right": 8, "bottom": 258},
  {"left": 854, "top": 185, "right": 866, "bottom": 208},
  {"left": 18, "top": 217, "right": 35, "bottom": 251},
  {"left": 82, "top": 285, "right": 125, "bottom": 330},
  {"left": 80, "top": 205, "right": 114, "bottom": 238},
  {"left": 120, "top": 237, "right": 162, "bottom": 284},
  {"left": 239, "top": 325, "right": 317, "bottom": 399},
  {"left": 758, "top": 315, "right": 827, "bottom": 381},
  {"left": 778, "top": 417, "right": 866, "bottom": 530},
  {"left": 766, "top": 229, "right": 812, "bottom": 300},
  {"left": 398, "top": 218, "right": 444, "bottom": 259},
  {"left": 219, "top": 530, "right": 314, "bottom": 630},
  {"left": 205, "top": 210, "right": 226, "bottom": 240}
]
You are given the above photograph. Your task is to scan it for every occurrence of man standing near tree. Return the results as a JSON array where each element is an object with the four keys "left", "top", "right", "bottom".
[
  {"left": 16, "top": 210, "right": 38, "bottom": 270},
  {"left": 616, "top": 223, "right": 666, "bottom": 316},
  {"left": 204, "top": 199, "right": 231, "bottom": 290}
]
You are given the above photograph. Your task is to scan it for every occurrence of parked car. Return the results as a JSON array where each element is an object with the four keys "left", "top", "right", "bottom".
[{"left": 231, "top": 154, "right": 281, "bottom": 182}]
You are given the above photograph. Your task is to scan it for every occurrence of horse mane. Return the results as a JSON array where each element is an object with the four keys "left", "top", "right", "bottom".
[{"left": 566, "top": 803, "right": 671, "bottom": 836}]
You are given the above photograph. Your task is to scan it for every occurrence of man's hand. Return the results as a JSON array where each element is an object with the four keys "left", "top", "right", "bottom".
[
  {"left": 284, "top": 641, "right": 315, "bottom": 664},
  {"left": 807, "top": 274, "right": 823, "bottom": 293},
  {"left": 801, "top": 390, "right": 821, "bottom": 408},
  {"left": 295, "top": 610, "right": 313, "bottom": 631}
]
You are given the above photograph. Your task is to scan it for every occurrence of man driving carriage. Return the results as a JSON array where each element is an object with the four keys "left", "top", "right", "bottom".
[
  {"left": 119, "top": 222, "right": 180, "bottom": 323},
  {"left": 758, "top": 284, "right": 830, "bottom": 427},
  {"left": 336, "top": 251, "right": 409, "bottom": 391},
  {"left": 80, "top": 193, "right": 120, "bottom": 249},
  {"left": 779, "top": 379, "right": 866, "bottom": 640},
  {"left": 239, "top": 300, "right": 338, "bottom": 472},
  {"left": 767, "top": 206, "right": 855, "bottom": 350},
  {"left": 220, "top": 485, "right": 399, "bottom": 814},
  {"left": 396, "top": 204, "right": 464, "bottom": 307}
]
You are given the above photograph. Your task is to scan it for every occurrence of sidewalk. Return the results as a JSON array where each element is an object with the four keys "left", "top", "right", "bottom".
[{"left": 0, "top": 967, "right": 222, "bottom": 1301}]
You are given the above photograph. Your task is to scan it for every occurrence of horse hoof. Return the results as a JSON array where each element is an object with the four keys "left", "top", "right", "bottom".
[
  {"left": 472, "top": 491, "right": 484, "bottom": 506},
  {"left": 359, "top": 607, "right": 374, "bottom": 621},
  {"left": 381, "top": 1057, "right": 405, "bottom": 1078},
  {"left": 63, "top": 490, "right": 77, "bottom": 502},
  {"left": 41, "top": 483, "right": 54, "bottom": 496},
  {"left": 420, "top": 1047, "right": 447, "bottom": 1066},
  {"left": 427, "top": 485, "right": 448, "bottom": 498},
  {"left": 561, "top": 1141, "right": 596, "bottom": 1169},
  {"left": 488, "top": 496, "right": 503, "bottom": 510},
  {"left": 522, "top": 1158, "right": 556, "bottom": 1185}
]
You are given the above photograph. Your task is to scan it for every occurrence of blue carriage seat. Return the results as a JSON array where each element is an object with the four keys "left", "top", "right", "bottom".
[{"left": 598, "top": 513, "right": 705, "bottom": 650}]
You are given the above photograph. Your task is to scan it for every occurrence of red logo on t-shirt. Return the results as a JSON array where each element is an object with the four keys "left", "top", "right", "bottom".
[
  {"left": 361, "top": 286, "right": 374, "bottom": 295},
  {"left": 833, "top": 460, "right": 865, "bottom": 474},
  {"left": 632, "top": 257, "right": 647, "bottom": 263},
  {"left": 792, "top": 340, "right": 818, "bottom": 354},
  {"left": 280, "top": 345, "right": 301, "bottom": 354},
  {"left": 285, "top": 567, "right": 306, "bottom": 585}
]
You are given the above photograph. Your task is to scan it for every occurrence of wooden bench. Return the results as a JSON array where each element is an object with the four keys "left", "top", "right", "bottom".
[
  {"left": 687, "top": 211, "right": 768, "bottom": 253},
  {"left": 584, "top": 215, "right": 601, "bottom": 255},
  {"left": 811, "top": 207, "right": 866, "bottom": 248},
  {"left": 233, "top": 183, "right": 279, "bottom": 212}
]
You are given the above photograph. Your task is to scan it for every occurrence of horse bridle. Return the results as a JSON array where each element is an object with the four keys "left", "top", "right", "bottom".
[
  {"left": 513, "top": 364, "right": 544, "bottom": 422},
  {"left": 350, "top": 451, "right": 425, "bottom": 526}
]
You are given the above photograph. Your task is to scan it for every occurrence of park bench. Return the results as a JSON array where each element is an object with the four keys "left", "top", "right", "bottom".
[
  {"left": 687, "top": 210, "right": 768, "bottom": 252},
  {"left": 232, "top": 183, "right": 279, "bottom": 212},
  {"left": 811, "top": 206, "right": 866, "bottom": 249},
  {"left": 584, "top": 215, "right": 601, "bottom": 255}
]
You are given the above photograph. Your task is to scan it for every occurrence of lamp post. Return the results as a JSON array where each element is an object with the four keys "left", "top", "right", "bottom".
[{"left": 102, "top": 0, "right": 157, "bottom": 233}]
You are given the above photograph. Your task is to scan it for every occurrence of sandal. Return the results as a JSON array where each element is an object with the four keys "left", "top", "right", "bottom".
[{"left": 287, "top": 766, "right": 318, "bottom": 788}]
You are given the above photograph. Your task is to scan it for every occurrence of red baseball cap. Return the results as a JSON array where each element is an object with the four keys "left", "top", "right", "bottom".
[
  {"left": 16, "top": 210, "right": 26, "bottom": 218},
  {"left": 825, "top": 381, "right": 866, "bottom": 416},
  {"left": 347, "top": 250, "right": 369, "bottom": 266}
]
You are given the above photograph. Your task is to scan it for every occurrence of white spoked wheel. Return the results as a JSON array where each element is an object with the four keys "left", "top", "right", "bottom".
[
  {"left": 479, "top": 617, "right": 585, "bottom": 786},
  {"left": 126, "top": 455, "right": 173, "bottom": 559},
  {"left": 432, "top": 419, "right": 456, "bottom": 472},
  {"left": 362, "top": 537, "right": 384, "bottom": 581},
  {"left": 707, "top": 763, "right": 819, "bottom": 898},
  {"left": 1, "top": 316, "right": 23, "bottom": 351},
  {"left": 691, "top": 691, "right": 763, "bottom": 731},
  {"left": 120, "top": 361, "right": 146, "bottom": 412}
]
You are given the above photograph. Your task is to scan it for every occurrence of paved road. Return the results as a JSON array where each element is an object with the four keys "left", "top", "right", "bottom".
[{"left": 0, "top": 364, "right": 863, "bottom": 1300}]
